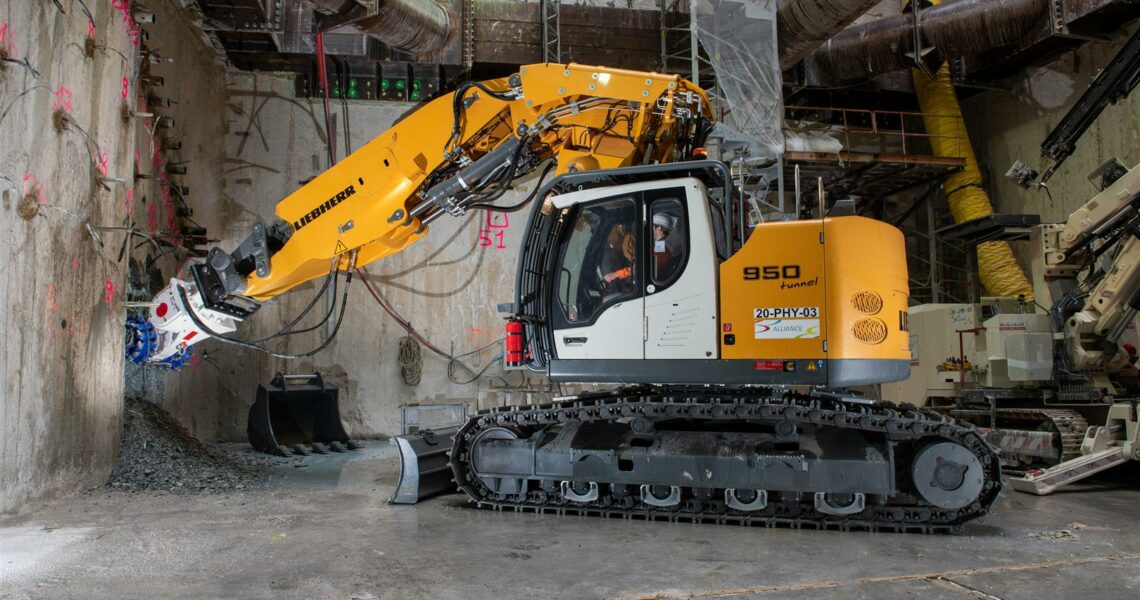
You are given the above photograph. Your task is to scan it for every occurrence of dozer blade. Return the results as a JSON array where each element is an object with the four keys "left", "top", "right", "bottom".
[
  {"left": 247, "top": 372, "right": 354, "bottom": 455},
  {"left": 389, "top": 428, "right": 458, "bottom": 504}
]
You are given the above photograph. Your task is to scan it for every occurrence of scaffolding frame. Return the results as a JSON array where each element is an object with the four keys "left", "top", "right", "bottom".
[{"left": 541, "top": 0, "right": 561, "bottom": 64}]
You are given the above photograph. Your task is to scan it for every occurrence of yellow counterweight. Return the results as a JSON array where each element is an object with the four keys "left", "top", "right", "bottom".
[{"left": 719, "top": 216, "right": 910, "bottom": 372}]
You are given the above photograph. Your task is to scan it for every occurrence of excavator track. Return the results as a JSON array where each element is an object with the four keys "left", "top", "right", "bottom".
[{"left": 451, "top": 388, "right": 1003, "bottom": 533}]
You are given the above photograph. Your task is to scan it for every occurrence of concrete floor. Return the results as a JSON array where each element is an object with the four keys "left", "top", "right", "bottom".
[{"left": 1, "top": 446, "right": 1138, "bottom": 600}]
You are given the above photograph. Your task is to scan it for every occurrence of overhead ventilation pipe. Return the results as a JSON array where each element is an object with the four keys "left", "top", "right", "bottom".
[
  {"left": 814, "top": 0, "right": 1048, "bottom": 81},
  {"left": 777, "top": 0, "right": 882, "bottom": 69},
  {"left": 912, "top": 0, "right": 1034, "bottom": 300},
  {"left": 308, "top": 0, "right": 454, "bottom": 54}
]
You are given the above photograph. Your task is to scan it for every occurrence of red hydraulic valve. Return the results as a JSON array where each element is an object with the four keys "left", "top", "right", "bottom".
[{"left": 505, "top": 319, "right": 525, "bottom": 367}]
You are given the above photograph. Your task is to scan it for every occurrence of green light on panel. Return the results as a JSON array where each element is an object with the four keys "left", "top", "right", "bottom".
[
  {"left": 381, "top": 79, "right": 390, "bottom": 91},
  {"left": 331, "top": 86, "right": 341, "bottom": 98},
  {"left": 412, "top": 79, "right": 422, "bottom": 90},
  {"left": 395, "top": 80, "right": 406, "bottom": 91},
  {"left": 410, "top": 90, "right": 422, "bottom": 101},
  {"left": 348, "top": 78, "right": 358, "bottom": 88},
  {"left": 347, "top": 87, "right": 359, "bottom": 99}
]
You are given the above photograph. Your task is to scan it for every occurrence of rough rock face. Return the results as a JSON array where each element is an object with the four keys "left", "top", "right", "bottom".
[{"left": 106, "top": 399, "right": 272, "bottom": 494}]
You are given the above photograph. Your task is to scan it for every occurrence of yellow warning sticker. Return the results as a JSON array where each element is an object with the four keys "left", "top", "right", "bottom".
[
  {"left": 334, "top": 240, "right": 348, "bottom": 255},
  {"left": 806, "top": 362, "right": 817, "bottom": 371}
]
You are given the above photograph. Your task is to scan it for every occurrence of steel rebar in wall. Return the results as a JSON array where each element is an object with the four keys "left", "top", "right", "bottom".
[
  {"left": 813, "top": 0, "right": 1049, "bottom": 81},
  {"left": 308, "top": 0, "right": 454, "bottom": 54},
  {"left": 777, "top": 0, "right": 883, "bottom": 69}
]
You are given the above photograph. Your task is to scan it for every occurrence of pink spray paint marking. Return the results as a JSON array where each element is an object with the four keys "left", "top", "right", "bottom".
[
  {"left": 22, "top": 173, "right": 45, "bottom": 205},
  {"left": 111, "top": 0, "right": 141, "bottom": 47},
  {"left": 44, "top": 283, "right": 62, "bottom": 335},
  {"left": 0, "top": 22, "right": 16, "bottom": 55},
  {"left": 51, "top": 87, "right": 74, "bottom": 113},
  {"left": 188, "top": 350, "right": 203, "bottom": 372},
  {"left": 147, "top": 202, "right": 159, "bottom": 233},
  {"left": 125, "top": 188, "right": 135, "bottom": 220},
  {"left": 87, "top": 19, "right": 95, "bottom": 40},
  {"left": 104, "top": 280, "right": 116, "bottom": 316},
  {"left": 45, "top": 283, "right": 60, "bottom": 313},
  {"left": 121, "top": 76, "right": 130, "bottom": 100},
  {"left": 486, "top": 211, "right": 509, "bottom": 229},
  {"left": 94, "top": 149, "right": 109, "bottom": 177},
  {"left": 479, "top": 211, "right": 509, "bottom": 250}
]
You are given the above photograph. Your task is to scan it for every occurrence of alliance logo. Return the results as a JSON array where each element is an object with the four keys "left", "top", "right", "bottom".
[{"left": 293, "top": 184, "right": 355, "bottom": 231}]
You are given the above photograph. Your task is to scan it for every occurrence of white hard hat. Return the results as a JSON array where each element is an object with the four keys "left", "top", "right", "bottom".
[{"left": 652, "top": 213, "right": 675, "bottom": 230}]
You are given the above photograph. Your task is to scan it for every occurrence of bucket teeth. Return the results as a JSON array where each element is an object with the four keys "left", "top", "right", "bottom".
[{"left": 247, "top": 373, "right": 354, "bottom": 455}]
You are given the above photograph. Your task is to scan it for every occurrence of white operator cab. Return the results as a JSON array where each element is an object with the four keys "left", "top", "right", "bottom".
[{"left": 548, "top": 177, "right": 720, "bottom": 363}]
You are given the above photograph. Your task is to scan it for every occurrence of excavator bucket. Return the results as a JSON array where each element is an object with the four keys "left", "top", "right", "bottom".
[
  {"left": 247, "top": 372, "right": 356, "bottom": 456},
  {"left": 389, "top": 427, "right": 458, "bottom": 504}
]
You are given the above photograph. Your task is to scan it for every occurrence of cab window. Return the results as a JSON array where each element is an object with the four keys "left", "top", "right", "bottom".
[
  {"left": 649, "top": 198, "right": 686, "bottom": 289},
  {"left": 557, "top": 197, "right": 638, "bottom": 324}
]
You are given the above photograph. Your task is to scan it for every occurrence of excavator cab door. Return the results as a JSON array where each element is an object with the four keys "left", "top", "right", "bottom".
[
  {"left": 548, "top": 178, "right": 719, "bottom": 363},
  {"left": 551, "top": 193, "right": 645, "bottom": 360},
  {"left": 642, "top": 182, "right": 718, "bottom": 359}
]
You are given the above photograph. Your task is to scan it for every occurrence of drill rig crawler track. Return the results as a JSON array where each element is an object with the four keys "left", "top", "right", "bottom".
[
  {"left": 949, "top": 407, "right": 1090, "bottom": 468},
  {"left": 452, "top": 389, "right": 1003, "bottom": 533}
]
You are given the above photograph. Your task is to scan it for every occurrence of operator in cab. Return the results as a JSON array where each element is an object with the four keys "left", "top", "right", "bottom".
[{"left": 652, "top": 212, "right": 678, "bottom": 282}]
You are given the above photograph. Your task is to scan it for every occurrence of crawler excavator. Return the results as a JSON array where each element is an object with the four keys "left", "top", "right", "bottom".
[{"left": 126, "top": 63, "right": 1001, "bottom": 532}]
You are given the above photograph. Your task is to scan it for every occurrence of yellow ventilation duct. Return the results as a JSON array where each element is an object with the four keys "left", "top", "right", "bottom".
[{"left": 912, "top": 2, "right": 1034, "bottom": 300}]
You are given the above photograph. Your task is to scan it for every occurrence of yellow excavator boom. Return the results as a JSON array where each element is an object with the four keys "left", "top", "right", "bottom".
[
  {"left": 248, "top": 63, "right": 711, "bottom": 301},
  {"left": 127, "top": 63, "right": 712, "bottom": 366}
]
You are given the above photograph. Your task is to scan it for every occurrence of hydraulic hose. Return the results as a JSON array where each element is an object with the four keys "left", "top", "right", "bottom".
[{"left": 913, "top": 0, "right": 1034, "bottom": 300}]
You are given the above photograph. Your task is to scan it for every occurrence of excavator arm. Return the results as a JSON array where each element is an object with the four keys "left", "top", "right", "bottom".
[{"left": 126, "top": 63, "right": 713, "bottom": 368}]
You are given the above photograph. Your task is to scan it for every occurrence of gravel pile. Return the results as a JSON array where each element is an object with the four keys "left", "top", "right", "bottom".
[{"left": 107, "top": 399, "right": 277, "bottom": 494}]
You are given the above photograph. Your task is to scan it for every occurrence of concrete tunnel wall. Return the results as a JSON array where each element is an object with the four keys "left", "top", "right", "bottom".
[
  {"left": 0, "top": 0, "right": 243, "bottom": 515},
  {"left": 962, "top": 22, "right": 1140, "bottom": 224},
  {"left": 0, "top": 0, "right": 134, "bottom": 516}
]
